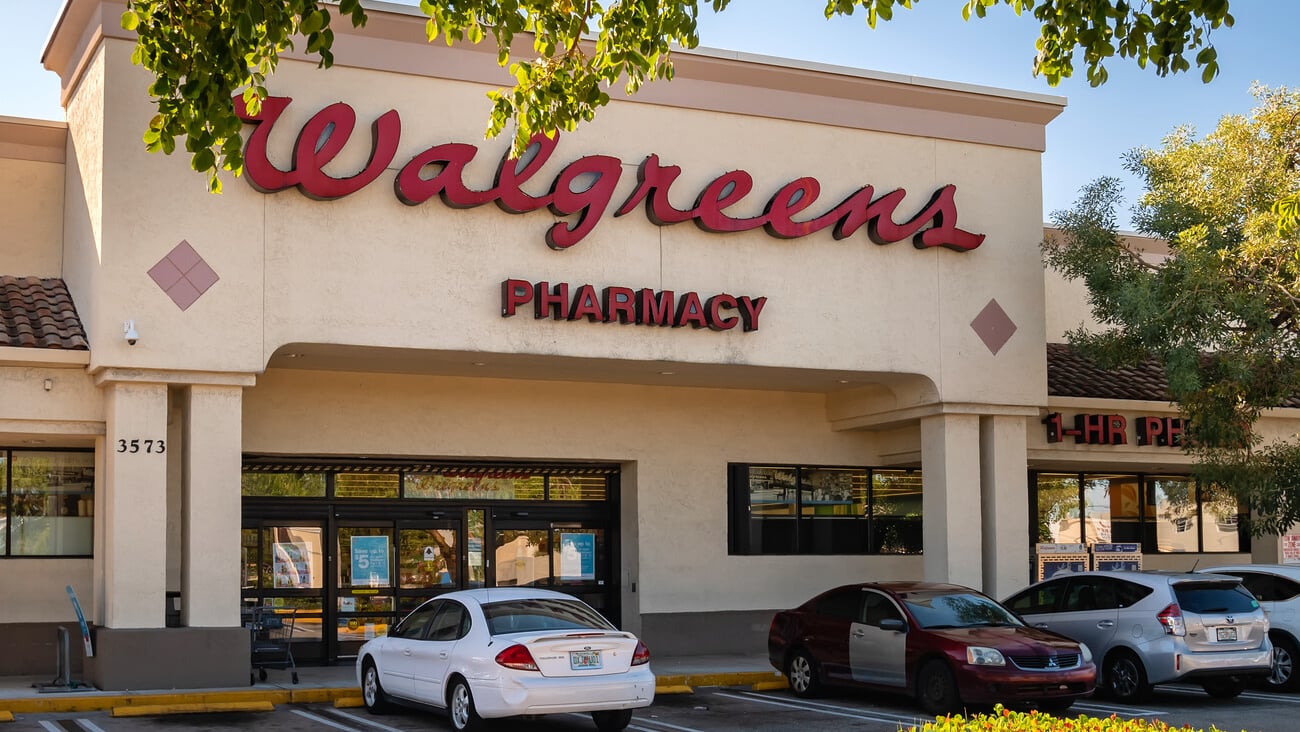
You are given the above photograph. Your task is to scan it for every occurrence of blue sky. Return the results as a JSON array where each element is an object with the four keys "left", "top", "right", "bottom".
[{"left": 4, "top": 0, "right": 1296, "bottom": 228}]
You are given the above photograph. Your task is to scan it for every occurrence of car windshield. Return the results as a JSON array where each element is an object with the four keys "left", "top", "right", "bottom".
[
  {"left": 482, "top": 598, "right": 616, "bottom": 635},
  {"left": 901, "top": 592, "right": 1024, "bottom": 629}
]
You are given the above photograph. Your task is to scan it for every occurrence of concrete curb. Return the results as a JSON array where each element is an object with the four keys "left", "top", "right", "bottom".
[{"left": 0, "top": 672, "right": 789, "bottom": 717}]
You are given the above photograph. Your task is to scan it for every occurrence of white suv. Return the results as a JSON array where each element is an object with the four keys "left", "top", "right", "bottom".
[
  {"left": 1196, "top": 564, "right": 1300, "bottom": 691},
  {"left": 1005, "top": 570, "right": 1272, "bottom": 701}
]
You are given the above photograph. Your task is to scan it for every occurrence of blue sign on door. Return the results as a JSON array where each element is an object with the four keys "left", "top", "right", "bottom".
[
  {"left": 351, "top": 535, "right": 391, "bottom": 587},
  {"left": 559, "top": 533, "right": 595, "bottom": 580}
]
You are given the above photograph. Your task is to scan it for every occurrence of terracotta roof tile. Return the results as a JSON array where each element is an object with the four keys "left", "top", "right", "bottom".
[
  {"left": 1047, "top": 342, "right": 1300, "bottom": 408},
  {"left": 0, "top": 276, "right": 88, "bottom": 350}
]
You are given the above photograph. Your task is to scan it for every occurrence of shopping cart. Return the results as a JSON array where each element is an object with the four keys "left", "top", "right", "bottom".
[{"left": 248, "top": 605, "right": 299, "bottom": 685}]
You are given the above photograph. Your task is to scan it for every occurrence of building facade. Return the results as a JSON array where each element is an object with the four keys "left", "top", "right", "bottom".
[{"left": 0, "top": 0, "right": 1283, "bottom": 690}]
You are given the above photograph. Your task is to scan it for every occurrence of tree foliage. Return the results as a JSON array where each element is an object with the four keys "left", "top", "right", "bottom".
[
  {"left": 1042, "top": 85, "right": 1300, "bottom": 536},
  {"left": 122, "top": 0, "right": 1237, "bottom": 192}
]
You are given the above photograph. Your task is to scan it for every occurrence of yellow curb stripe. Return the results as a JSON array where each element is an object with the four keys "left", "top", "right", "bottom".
[
  {"left": 334, "top": 697, "right": 364, "bottom": 708},
  {"left": 655, "top": 684, "right": 695, "bottom": 695},
  {"left": 751, "top": 679, "right": 789, "bottom": 692},
  {"left": 0, "top": 710, "right": 13, "bottom": 722},
  {"left": 112, "top": 701, "right": 275, "bottom": 717},
  {"left": 0, "top": 687, "right": 359, "bottom": 715}
]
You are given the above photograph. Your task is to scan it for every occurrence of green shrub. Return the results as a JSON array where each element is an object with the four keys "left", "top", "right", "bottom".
[{"left": 906, "top": 705, "right": 1228, "bottom": 732}]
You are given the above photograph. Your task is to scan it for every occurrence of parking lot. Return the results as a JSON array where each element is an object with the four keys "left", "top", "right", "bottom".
[{"left": 8, "top": 684, "right": 1300, "bottom": 732}]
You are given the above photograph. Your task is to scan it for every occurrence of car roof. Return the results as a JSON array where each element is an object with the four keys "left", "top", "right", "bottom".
[
  {"left": 414, "top": 587, "right": 580, "bottom": 608},
  {"left": 1196, "top": 564, "right": 1300, "bottom": 580},
  {"left": 847, "top": 581, "right": 979, "bottom": 595},
  {"left": 1032, "top": 569, "right": 1246, "bottom": 584}
]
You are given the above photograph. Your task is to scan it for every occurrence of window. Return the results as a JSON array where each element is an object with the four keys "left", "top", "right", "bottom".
[
  {"left": 1005, "top": 578, "right": 1066, "bottom": 615},
  {"left": 1030, "top": 472, "right": 1247, "bottom": 554},
  {"left": 1231, "top": 572, "right": 1300, "bottom": 603},
  {"left": 814, "top": 588, "right": 862, "bottom": 620},
  {"left": 729, "top": 464, "right": 921, "bottom": 555},
  {"left": 2, "top": 450, "right": 94, "bottom": 557},
  {"left": 393, "top": 603, "right": 440, "bottom": 639},
  {"left": 428, "top": 601, "right": 469, "bottom": 641},
  {"left": 861, "top": 591, "right": 903, "bottom": 626}
]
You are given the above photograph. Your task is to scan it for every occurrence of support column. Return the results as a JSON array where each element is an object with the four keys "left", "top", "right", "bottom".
[
  {"left": 182, "top": 384, "right": 244, "bottom": 628},
  {"left": 980, "top": 415, "right": 1029, "bottom": 602},
  {"left": 920, "top": 413, "right": 982, "bottom": 588},
  {"left": 101, "top": 382, "right": 169, "bottom": 628}
]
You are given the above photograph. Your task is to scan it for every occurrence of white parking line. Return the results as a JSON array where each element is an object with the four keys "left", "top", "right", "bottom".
[
  {"left": 1162, "top": 684, "right": 1300, "bottom": 704},
  {"left": 38, "top": 723, "right": 61, "bottom": 732},
  {"left": 715, "top": 690, "right": 929, "bottom": 726},
  {"left": 1072, "top": 701, "right": 1166, "bottom": 717},
  {"left": 290, "top": 708, "right": 361, "bottom": 731},
  {"left": 74, "top": 720, "right": 109, "bottom": 732},
  {"left": 327, "top": 708, "right": 412, "bottom": 731}
]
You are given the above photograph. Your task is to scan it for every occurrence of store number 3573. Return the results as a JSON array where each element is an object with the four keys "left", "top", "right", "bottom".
[{"left": 116, "top": 439, "right": 165, "bottom": 454}]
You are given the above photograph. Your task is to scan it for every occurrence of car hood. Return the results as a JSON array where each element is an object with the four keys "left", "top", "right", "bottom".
[{"left": 924, "top": 625, "right": 1081, "bottom": 653}]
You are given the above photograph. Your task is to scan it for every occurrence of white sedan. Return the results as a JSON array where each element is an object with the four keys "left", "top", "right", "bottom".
[{"left": 356, "top": 587, "right": 655, "bottom": 731}]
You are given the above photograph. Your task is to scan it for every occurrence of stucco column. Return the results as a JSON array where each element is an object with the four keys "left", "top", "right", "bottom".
[
  {"left": 920, "top": 413, "right": 982, "bottom": 588},
  {"left": 980, "top": 415, "right": 1029, "bottom": 602},
  {"left": 182, "top": 384, "right": 244, "bottom": 627},
  {"left": 101, "top": 382, "right": 169, "bottom": 628}
]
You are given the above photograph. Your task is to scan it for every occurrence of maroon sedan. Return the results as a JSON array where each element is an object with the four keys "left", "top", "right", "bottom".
[{"left": 768, "top": 582, "right": 1096, "bottom": 714}]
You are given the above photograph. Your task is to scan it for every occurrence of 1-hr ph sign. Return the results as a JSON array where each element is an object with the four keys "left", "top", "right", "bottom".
[{"left": 1042, "top": 412, "right": 1186, "bottom": 447}]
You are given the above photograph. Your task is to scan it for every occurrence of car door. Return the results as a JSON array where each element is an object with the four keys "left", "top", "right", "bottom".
[
  {"left": 849, "top": 590, "right": 907, "bottom": 687},
  {"left": 381, "top": 601, "right": 441, "bottom": 700},
  {"left": 802, "top": 588, "right": 864, "bottom": 682},
  {"left": 1045, "top": 577, "right": 1121, "bottom": 652},
  {"left": 411, "top": 600, "right": 469, "bottom": 703}
]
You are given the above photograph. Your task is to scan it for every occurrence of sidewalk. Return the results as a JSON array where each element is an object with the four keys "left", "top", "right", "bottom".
[{"left": 0, "top": 654, "right": 786, "bottom": 717}]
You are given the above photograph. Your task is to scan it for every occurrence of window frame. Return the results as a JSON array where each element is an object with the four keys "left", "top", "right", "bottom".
[{"left": 0, "top": 447, "right": 96, "bottom": 559}]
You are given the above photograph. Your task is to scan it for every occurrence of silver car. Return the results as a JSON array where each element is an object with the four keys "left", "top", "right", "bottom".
[
  {"left": 1196, "top": 564, "right": 1300, "bottom": 691},
  {"left": 1004, "top": 570, "right": 1271, "bottom": 701}
]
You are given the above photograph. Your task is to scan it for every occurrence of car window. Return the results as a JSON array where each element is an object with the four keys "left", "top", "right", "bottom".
[
  {"left": 1231, "top": 572, "right": 1272, "bottom": 601},
  {"left": 1005, "top": 579, "right": 1066, "bottom": 615},
  {"left": 1173, "top": 583, "right": 1260, "bottom": 614},
  {"left": 900, "top": 591, "right": 1023, "bottom": 629},
  {"left": 860, "top": 591, "right": 903, "bottom": 627},
  {"left": 392, "top": 602, "right": 440, "bottom": 639},
  {"left": 1276, "top": 576, "right": 1300, "bottom": 601},
  {"left": 483, "top": 597, "right": 614, "bottom": 635},
  {"left": 814, "top": 589, "right": 863, "bottom": 621},
  {"left": 1113, "top": 579, "right": 1153, "bottom": 608},
  {"left": 1062, "top": 579, "right": 1104, "bottom": 612},
  {"left": 428, "top": 601, "right": 469, "bottom": 641}
]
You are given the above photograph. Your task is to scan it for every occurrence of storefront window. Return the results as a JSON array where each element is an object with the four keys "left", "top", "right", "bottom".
[
  {"left": 548, "top": 475, "right": 608, "bottom": 501},
  {"left": 729, "top": 464, "right": 921, "bottom": 555},
  {"left": 261, "top": 526, "right": 324, "bottom": 589},
  {"left": 6, "top": 450, "right": 94, "bottom": 556},
  {"left": 552, "top": 528, "right": 605, "bottom": 585},
  {"left": 0, "top": 452, "right": 7, "bottom": 555},
  {"left": 1035, "top": 474, "right": 1081, "bottom": 543},
  {"left": 494, "top": 529, "right": 551, "bottom": 585},
  {"left": 398, "top": 528, "right": 457, "bottom": 588},
  {"left": 335, "top": 473, "right": 399, "bottom": 498},
  {"left": 1031, "top": 472, "right": 1247, "bottom": 555},
  {"left": 242, "top": 472, "right": 325, "bottom": 497},
  {"left": 404, "top": 472, "right": 544, "bottom": 500}
]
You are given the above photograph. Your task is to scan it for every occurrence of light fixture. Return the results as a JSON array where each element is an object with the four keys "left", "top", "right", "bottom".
[
  {"left": 659, "top": 371, "right": 675, "bottom": 376},
  {"left": 43, "top": 378, "right": 53, "bottom": 391}
]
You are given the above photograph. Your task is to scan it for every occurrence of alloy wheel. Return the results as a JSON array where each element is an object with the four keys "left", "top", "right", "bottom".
[{"left": 1272, "top": 645, "right": 1295, "bottom": 687}]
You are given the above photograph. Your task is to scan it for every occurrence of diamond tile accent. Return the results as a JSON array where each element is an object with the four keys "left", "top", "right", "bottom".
[
  {"left": 149, "top": 240, "right": 219, "bottom": 311},
  {"left": 970, "top": 298, "right": 1017, "bottom": 355}
]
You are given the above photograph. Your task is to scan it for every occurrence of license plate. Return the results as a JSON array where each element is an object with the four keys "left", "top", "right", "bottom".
[
  {"left": 570, "top": 650, "right": 602, "bottom": 670},
  {"left": 1216, "top": 626, "right": 1238, "bottom": 642}
]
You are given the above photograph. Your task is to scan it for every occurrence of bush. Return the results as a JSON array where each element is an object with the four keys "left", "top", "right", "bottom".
[{"left": 908, "top": 705, "right": 1225, "bottom": 732}]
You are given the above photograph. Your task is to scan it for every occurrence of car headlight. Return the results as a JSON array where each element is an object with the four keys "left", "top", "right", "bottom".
[
  {"left": 1079, "top": 643, "right": 1093, "bottom": 664},
  {"left": 966, "top": 646, "right": 1006, "bottom": 666}
]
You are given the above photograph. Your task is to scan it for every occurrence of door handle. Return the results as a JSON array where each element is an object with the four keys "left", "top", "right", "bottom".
[
  {"left": 1034, "top": 623, "right": 1049, "bottom": 629},
  {"left": 403, "top": 649, "right": 412, "bottom": 656},
  {"left": 852, "top": 629, "right": 865, "bottom": 638},
  {"left": 440, "top": 651, "right": 449, "bottom": 659},
  {"left": 1097, "top": 620, "right": 1115, "bottom": 628}
]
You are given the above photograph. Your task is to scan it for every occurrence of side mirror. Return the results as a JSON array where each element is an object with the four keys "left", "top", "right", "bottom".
[{"left": 879, "top": 618, "right": 907, "bottom": 633}]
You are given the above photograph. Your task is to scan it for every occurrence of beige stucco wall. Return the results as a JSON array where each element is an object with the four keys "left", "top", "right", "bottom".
[
  {"left": 81, "top": 36, "right": 1050, "bottom": 412},
  {"left": 0, "top": 156, "right": 64, "bottom": 276},
  {"left": 244, "top": 368, "right": 925, "bottom": 613},
  {"left": 0, "top": 559, "right": 93, "bottom": 623}
]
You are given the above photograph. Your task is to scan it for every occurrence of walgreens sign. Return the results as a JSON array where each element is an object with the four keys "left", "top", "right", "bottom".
[{"left": 234, "top": 96, "right": 986, "bottom": 251}]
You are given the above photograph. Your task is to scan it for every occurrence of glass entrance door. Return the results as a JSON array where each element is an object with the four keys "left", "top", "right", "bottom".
[
  {"left": 241, "top": 520, "right": 328, "bottom": 665},
  {"left": 333, "top": 517, "right": 463, "bottom": 660},
  {"left": 488, "top": 512, "right": 616, "bottom": 623}
]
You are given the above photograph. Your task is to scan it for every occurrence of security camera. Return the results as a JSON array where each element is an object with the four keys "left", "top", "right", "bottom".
[{"left": 123, "top": 320, "right": 139, "bottom": 346}]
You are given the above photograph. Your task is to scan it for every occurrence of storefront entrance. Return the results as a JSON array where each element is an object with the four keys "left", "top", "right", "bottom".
[{"left": 240, "top": 460, "right": 619, "bottom": 665}]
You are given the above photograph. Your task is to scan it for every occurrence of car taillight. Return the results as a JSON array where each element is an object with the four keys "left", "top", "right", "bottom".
[
  {"left": 1157, "top": 603, "right": 1186, "bottom": 636},
  {"left": 495, "top": 644, "right": 540, "bottom": 671},
  {"left": 631, "top": 640, "right": 651, "bottom": 666}
]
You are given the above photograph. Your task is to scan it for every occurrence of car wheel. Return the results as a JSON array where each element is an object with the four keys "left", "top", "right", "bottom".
[
  {"left": 592, "top": 709, "right": 634, "bottom": 731},
  {"left": 1103, "top": 650, "right": 1151, "bottom": 703},
  {"left": 448, "top": 677, "right": 483, "bottom": 731},
  {"left": 786, "top": 649, "right": 821, "bottom": 699},
  {"left": 1202, "top": 678, "right": 1245, "bottom": 699},
  {"left": 361, "top": 659, "right": 391, "bottom": 714},
  {"left": 1267, "top": 634, "right": 1300, "bottom": 691},
  {"left": 916, "top": 659, "right": 961, "bottom": 716}
]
